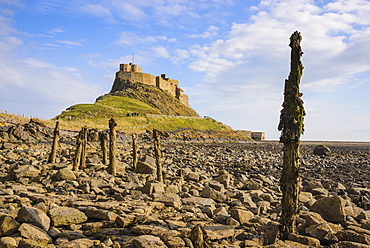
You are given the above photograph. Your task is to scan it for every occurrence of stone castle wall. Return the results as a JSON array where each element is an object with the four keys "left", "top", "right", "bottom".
[{"left": 110, "top": 63, "right": 189, "bottom": 106}]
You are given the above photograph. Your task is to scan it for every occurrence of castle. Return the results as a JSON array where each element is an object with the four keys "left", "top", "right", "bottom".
[{"left": 110, "top": 63, "right": 189, "bottom": 106}]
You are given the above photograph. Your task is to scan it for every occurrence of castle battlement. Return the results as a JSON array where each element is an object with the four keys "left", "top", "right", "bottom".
[{"left": 110, "top": 63, "right": 189, "bottom": 106}]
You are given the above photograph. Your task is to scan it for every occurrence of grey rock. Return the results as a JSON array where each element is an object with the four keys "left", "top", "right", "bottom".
[
  {"left": 18, "top": 223, "right": 52, "bottom": 244},
  {"left": 17, "top": 206, "right": 51, "bottom": 231},
  {"left": 311, "top": 195, "right": 346, "bottom": 222}
]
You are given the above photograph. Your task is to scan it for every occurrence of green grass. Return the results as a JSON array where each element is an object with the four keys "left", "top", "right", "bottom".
[{"left": 55, "top": 84, "right": 232, "bottom": 132}]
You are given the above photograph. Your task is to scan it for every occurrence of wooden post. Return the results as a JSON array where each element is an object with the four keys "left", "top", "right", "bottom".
[
  {"left": 153, "top": 129, "right": 163, "bottom": 183},
  {"left": 278, "top": 31, "right": 305, "bottom": 240},
  {"left": 107, "top": 118, "right": 117, "bottom": 176},
  {"left": 99, "top": 131, "right": 109, "bottom": 165},
  {"left": 48, "top": 119, "right": 59, "bottom": 163},
  {"left": 80, "top": 127, "right": 88, "bottom": 169},
  {"left": 73, "top": 129, "right": 83, "bottom": 171},
  {"left": 132, "top": 133, "right": 138, "bottom": 170}
]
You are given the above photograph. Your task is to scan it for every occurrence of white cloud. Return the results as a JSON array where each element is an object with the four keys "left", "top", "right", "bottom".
[
  {"left": 152, "top": 46, "right": 170, "bottom": 58},
  {"left": 114, "top": 31, "right": 176, "bottom": 46},
  {"left": 190, "top": 25, "right": 219, "bottom": 38},
  {"left": 79, "top": 4, "right": 114, "bottom": 22},
  {"left": 56, "top": 40, "right": 82, "bottom": 46}
]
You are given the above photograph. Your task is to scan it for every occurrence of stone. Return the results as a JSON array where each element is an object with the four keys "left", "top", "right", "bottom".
[
  {"left": 0, "top": 237, "right": 17, "bottom": 248},
  {"left": 18, "top": 223, "right": 52, "bottom": 244},
  {"left": 204, "top": 225, "right": 235, "bottom": 240},
  {"left": 214, "top": 170, "right": 231, "bottom": 187},
  {"left": 336, "top": 230, "right": 370, "bottom": 245},
  {"left": 153, "top": 192, "right": 182, "bottom": 208},
  {"left": 200, "top": 186, "right": 227, "bottom": 202},
  {"left": 181, "top": 196, "right": 216, "bottom": 208},
  {"left": 186, "top": 172, "right": 199, "bottom": 182},
  {"left": 311, "top": 195, "right": 346, "bottom": 222},
  {"left": 336, "top": 241, "right": 370, "bottom": 248},
  {"left": 55, "top": 167, "right": 76, "bottom": 181},
  {"left": 54, "top": 238, "right": 96, "bottom": 248},
  {"left": 230, "top": 208, "right": 254, "bottom": 224},
  {"left": 142, "top": 181, "right": 165, "bottom": 195},
  {"left": 305, "top": 222, "right": 339, "bottom": 244},
  {"left": 136, "top": 156, "right": 156, "bottom": 174},
  {"left": 17, "top": 206, "right": 51, "bottom": 231},
  {"left": 49, "top": 207, "right": 88, "bottom": 227},
  {"left": 257, "top": 221, "right": 280, "bottom": 245},
  {"left": 300, "top": 211, "right": 326, "bottom": 226},
  {"left": 0, "top": 215, "right": 20, "bottom": 236},
  {"left": 85, "top": 207, "right": 118, "bottom": 221},
  {"left": 288, "top": 233, "right": 321, "bottom": 246},
  {"left": 313, "top": 145, "right": 331, "bottom": 156},
  {"left": 132, "top": 235, "right": 167, "bottom": 248},
  {"left": 1, "top": 142, "right": 14, "bottom": 149},
  {"left": 13, "top": 165, "right": 40, "bottom": 178}
]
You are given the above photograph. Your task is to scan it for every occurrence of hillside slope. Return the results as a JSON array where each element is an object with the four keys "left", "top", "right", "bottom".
[{"left": 56, "top": 83, "right": 236, "bottom": 132}]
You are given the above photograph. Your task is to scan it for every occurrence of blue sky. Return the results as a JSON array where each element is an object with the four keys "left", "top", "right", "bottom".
[{"left": 1, "top": 0, "right": 370, "bottom": 141}]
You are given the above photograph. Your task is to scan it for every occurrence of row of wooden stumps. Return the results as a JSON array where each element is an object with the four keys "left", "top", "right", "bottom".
[{"left": 48, "top": 118, "right": 164, "bottom": 181}]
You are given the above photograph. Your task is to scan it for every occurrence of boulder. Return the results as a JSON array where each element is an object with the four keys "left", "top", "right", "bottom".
[
  {"left": 49, "top": 207, "right": 88, "bottom": 226},
  {"left": 12, "top": 165, "right": 40, "bottom": 178},
  {"left": 305, "top": 222, "right": 339, "bottom": 244},
  {"left": 230, "top": 208, "right": 254, "bottom": 225},
  {"left": 0, "top": 215, "right": 20, "bottom": 236},
  {"left": 132, "top": 235, "right": 167, "bottom": 248},
  {"left": 17, "top": 206, "right": 51, "bottom": 231},
  {"left": 142, "top": 181, "right": 165, "bottom": 195},
  {"left": 288, "top": 233, "right": 321, "bottom": 246},
  {"left": 85, "top": 207, "right": 118, "bottom": 221},
  {"left": 313, "top": 145, "right": 331, "bottom": 156},
  {"left": 204, "top": 225, "right": 235, "bottom": 240},
  {"left": 0, "top": 237, "right": 17, "bottom": 248},
  {"left": 311, "top": 195, "right": 346, "bottom": 222},
  {"left": 55, "top": 167, "right": 76, "bottom": 181},
  {"left": 153, "top": 192, "right": 182, "bottom": 208},
  {"left": 18, "top": 223, "right": 52, "bottom": 244},
  {"left": 136, "top": 156, "right": 156, "bottom": 174}
]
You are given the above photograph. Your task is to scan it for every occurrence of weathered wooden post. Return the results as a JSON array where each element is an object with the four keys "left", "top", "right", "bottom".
[
  {"left": 73, "top": 129, "right": 83, "bottom": 171},
  {"left": 153, "top": 129, "right": 163, "bottom": 183},
  {"left": 80, "top": 127, "right": 88, "bottom": 169},
  {"left": 107, "top": 118, "right": 117, "bottom": 176},
  {"left": 132, "top": 133, "right": 138, "bottom": 170},
  {"left": 278, "top": 31, "right": 305, "bottom": 240},
  {"left": 48, "top": 119, "right": 59, "bottom": 163},
  {"left": 99, "top": 131, "right": 109, "bottom": 165}
]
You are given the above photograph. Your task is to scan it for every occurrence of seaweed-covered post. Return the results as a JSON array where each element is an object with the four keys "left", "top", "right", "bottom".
[
  {"left": 107, "top": 118, "right": 117, "bottom": 176},
  {"left": 278, "top": 31, "right": 305, "bottom": 240},
  {"left": 48, "top": 118, "right": 59, "bottom": 163},
  {"left": 132, "top": 133, "right": 138, "bottom": 170},
  {"left": 153, "top": 129, "right": 163, "bottom": 183},
  {"left": 99, "top": 131, "right": 109, "bottom": 165},
  {"left": 73, "top": 129, "right": 83, "bottom": 171}
]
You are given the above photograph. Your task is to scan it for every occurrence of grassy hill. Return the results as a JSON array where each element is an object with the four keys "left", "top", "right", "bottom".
[{"left": 56, "top": 83, "right": 234, "bottom": 132}]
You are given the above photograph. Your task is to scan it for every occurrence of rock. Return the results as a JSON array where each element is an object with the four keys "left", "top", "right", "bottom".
[
  {"left": 54, "top": 238, "right": 96, "bottom": 248},
  {"left": 135, "top": 156, "right": 156, "bottom": 174},
  {"left": 242, "top": 179, "right": 262, "bottom": 190},
  {"left": 214, "top": 170, "right": 231, "bottom": 187},
  {"left": 335, "top": 241, "right": 370, "bottom": 247},
  {"left": 257, "top": 221, "right": 280, "bottom": 245},
  {"left": 132, "top": 235, "right": 167, "bottom": 248},
  {"left": 336, "top": 230, "right": 370, "bottom": 245},
  {"left": 200, "top": 186, "right": 227, "bottom": 202},
  {"left": 153, "top": 192, "right": 182, "bottom": 208},
  {"left": 55, "top": 167, "right": 76, "bottom": 180},
  {"left": 288, "top": 233, "right": 321, "bottom": 246},
  {"left": 142, "top": 181, "right": 165, "bottom": 195},
  {"left": 305, "top": 222, "right": 339, "bottom": 244},
  {"left": 0, "top": 237, "right": 17, "bottom": 248},
  {"left": 300, "top": 211, "right": 326, "bottom": 226},
  {"left": 49, "top": 207, "right": 88, "bottom": 227},
  {"left": 0, "top": 215, "right": 20, "bottom": 236},
  {"left": 1, "top": 142, "right": 14, "bottom": 149},
  {"left": 311, "top": 195, "right": 346, "bottom": 222},
  {"left": 17, "top": 206, "right": 51, "bottom": 231},
  {"left": 230, "top": 208, "right": 254, "bottom": 225},
  {"left": 314, "top": 145, "right": 331, "bottom": 156},
  {"left": 18, "top": 223, "right": 52, "bottom": 244},
  {"left": 204, "top": 225, "right": 235, "bottom": 240},
  {"left": 85, "top": 207, "right": 118, "bottom": 221},
  {"left": 12, "top": 165, "right": 40, "bottom": 178},
  {"left": 186, "top": 172, "right": 200, "bottom": 182}
]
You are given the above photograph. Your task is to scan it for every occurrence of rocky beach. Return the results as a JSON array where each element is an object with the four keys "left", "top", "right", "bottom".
[{"left": 0, "top": 119, "right": 370, "bottom": 247}]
